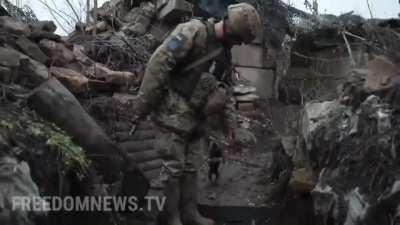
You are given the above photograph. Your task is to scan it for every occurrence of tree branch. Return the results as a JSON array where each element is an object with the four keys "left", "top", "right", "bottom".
[
  {"left": 35, "top": 0, "right": 71, "bottom": 34},
  {"left": 65, "top": 0, "right": 82, "bottom": 23},
  {"left": 366, "top": 0, "right": 374, "bottom": 19}
]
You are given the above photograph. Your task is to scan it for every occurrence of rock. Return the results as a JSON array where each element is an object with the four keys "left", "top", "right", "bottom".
[
  {"left": 29, "top": 30, "right": 62, "bottom": 42},
  {"left": 0, "top": 46, "right": 27, "bottom": 67},
  {"left": 73, "top": 44, "right": 94, "bottom": 66},
  {"left": 0, "top": 16, "right": 31, "bottom": 36},
  {"left": 122, "top": 2, "right": 156, "bottom": 36},
  {"left": 50, "top": 67, "right": 89, "bottom": 93},
  {"left": 16, "top": 36, "right": 49, "bottom": 64},
  {"left": 85, "top": 21, "right": 108, "bottom": 33},
  {"left": 158, "top": 0, "right": 192, "bottom": 23},
  {"left": 30, "top": 20, "right": 57, "bottom": 33},
  {"left": 39, "top": 39, "right": 75, "bottom": 66},
  {"left": 363, "top": 55, "right": 400, "bottom": 92},
  {"left": 301, "top": 100, "right": 350, "bottom": 150},
  {"left": 19, "top": 57, "right": 50, "bottom": 84}
]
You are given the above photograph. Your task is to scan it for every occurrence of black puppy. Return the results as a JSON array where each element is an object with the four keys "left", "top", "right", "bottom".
[{"left": 208, "top": 141, "right": 223, "bottom": 183}]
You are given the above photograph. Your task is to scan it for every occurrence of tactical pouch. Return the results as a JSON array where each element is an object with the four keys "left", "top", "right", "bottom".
[
  {"left": 188, "top": 72, "right": 218, "bottom": 110},
  {"left": 203, "top": 83, "right": 228, "bottom": 116}
]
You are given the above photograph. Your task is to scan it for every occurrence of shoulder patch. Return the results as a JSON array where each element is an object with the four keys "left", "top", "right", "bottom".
[{"left": 166, "top": 33, "right": 187, "bottom": 54}]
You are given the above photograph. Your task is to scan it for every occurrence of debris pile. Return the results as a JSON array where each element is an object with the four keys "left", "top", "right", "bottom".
[
  {"left": 0, "top": 13, "right": 152, "bottom": 225},
  {"left": 281, "top": 16, "right": 400, "bottom": 224}
]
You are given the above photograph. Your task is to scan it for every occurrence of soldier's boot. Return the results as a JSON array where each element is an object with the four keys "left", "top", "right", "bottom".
[
  {"left": 162, "top": 178, "right": 183, "bottom": 225},
  {"left": 180, "top": 171, "right": 214, "bottom": 225}
]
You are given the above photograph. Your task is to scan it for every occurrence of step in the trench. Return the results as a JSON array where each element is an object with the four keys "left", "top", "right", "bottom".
[
  {"left": 113, "top": 130, "right": 156, "bottom": 142},
  {"left": 119, "top": 139, "right": 155, "bottom": 153},
  {"left": 128, "top": 150, "right": 162, "bottom": 162},
  {"left": 115, "top": 120, "right": 155, "bottom": 132}
]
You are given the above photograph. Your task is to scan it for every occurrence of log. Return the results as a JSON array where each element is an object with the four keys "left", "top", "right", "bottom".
[
  {"left": 28, "top": 78, "right": 149, "bottom": 197},
  {"left": 119, "top": 139, "right": 155, "bottom": 153}
]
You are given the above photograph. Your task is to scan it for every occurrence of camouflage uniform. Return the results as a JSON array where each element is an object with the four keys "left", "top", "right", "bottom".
[
  {"left": 133, "top": 18, "right": 236, "bottom": 179},
  {"left": 133, "top": 4, "right": 261, "bottom": 224}
]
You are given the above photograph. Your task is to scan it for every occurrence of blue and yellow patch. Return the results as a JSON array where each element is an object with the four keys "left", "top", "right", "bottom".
[{"left": 166, "top": 33, "right": 187, "bottom": 55}]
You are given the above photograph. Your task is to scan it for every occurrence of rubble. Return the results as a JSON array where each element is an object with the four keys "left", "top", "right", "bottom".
[
  {"left": 39, "top": 39, "right": 75, "bottom": 66},
  {"left": 0, "top": 15, "right": 31, "bottom": 35},
  {"left": 16, "top": 36, "right": 49, "bottom": 64}
]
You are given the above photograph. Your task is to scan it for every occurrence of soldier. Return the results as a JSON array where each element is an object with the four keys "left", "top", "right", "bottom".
[{"left": 130, "top": 3, "right": 261, "bottom": 225}]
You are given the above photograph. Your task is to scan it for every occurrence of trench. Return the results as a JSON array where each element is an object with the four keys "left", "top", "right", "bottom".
[
  {"left": 135, "top": 193, "right": 315, "bottom": 225},
  {"left": 197, "top": 192, "right": 315, "bottom": 225}
]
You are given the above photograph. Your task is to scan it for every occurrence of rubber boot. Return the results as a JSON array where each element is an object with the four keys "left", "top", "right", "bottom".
[
  {"left": 180, "top": 172, "right": 214, "bottom": 225},
  {"left": 161, "top": 178, "right": 183, "bottom": 225}
]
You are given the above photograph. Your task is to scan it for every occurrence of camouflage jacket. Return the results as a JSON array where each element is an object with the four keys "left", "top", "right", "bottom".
[{"left": 133, "top": 18, "right": 236, "bottom": 138}]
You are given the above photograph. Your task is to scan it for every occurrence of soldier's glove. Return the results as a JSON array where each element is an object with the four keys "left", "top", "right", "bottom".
[
  {"left": 128, "top": 95, "right": 148, "bottom": 136},
  {"left": 129, "top": 115, "right": 141, "bottom": 136}
]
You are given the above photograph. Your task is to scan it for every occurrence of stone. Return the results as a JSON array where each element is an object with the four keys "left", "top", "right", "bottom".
[
  {"left": 29, "top": 30, "right": 62, "bottom": 42},
  {"left": 73, "top": 45, "right": 94, "bottom": 66},
  {"left": 19, "top": 57, "right": 50, "bottom": 84},
  {"left": 16, "top": 36, "right": 49, "bottom": 64},
  {"left": 0, "top": 47, "right": 27, "bottom": 67},
  {"left": 85, "top": 21, "right": 108, "bottom": 33},
  {"left": 0, "top": 16, "right": 31, "bottom": 36},
  {"left": 158, "top": 0, "right": 193, "bottom": 23},
  {"left": 363, "top": 55, "right": 400, "bottom": 92},
  {"left": 39, "top": 39, "right": 75, "bottom": 66},
  {"left": 123, "top": 2, "right": 156, "bottom": 36},
  {"left": 50, "top": 67, "right": 89, "bottom": 93},
  {"left": 301, "top": 100, "right": 349, "bottom": 150},
  {"left": 30, "top": 20, "right": 57, "bottom": 33}
]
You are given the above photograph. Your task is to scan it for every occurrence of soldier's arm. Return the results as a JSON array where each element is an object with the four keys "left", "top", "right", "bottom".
[{"left": 132, "top": 21, "right": 205, "bottom": 118}]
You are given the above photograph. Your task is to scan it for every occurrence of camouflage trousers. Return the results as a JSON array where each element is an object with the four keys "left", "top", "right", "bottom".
[{"left": 156, "top": 128, "right": 206, "bottom": 181}]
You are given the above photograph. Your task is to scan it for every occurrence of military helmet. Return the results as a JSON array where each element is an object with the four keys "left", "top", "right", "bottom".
[{"left": 226, "top": 3, "right": 262, "bottom": 44}]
